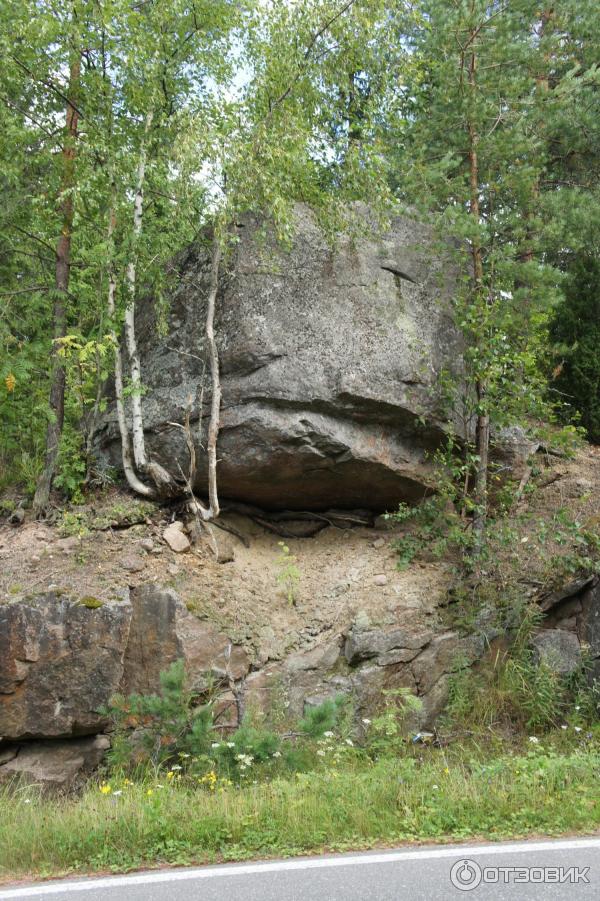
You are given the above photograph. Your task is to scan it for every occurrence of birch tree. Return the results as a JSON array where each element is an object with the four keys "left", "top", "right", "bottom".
[
  {"left": 92, "top": 0, "right": 245, "bottom": 499},
  {"left": 176, "top": 0, "right": 393, "bottom": 522}
]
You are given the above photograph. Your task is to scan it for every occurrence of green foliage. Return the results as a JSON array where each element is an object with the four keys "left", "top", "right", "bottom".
[
  {"left": 0, "top": 498, "right": 16, "bottom": 517},
  {"left": 105, "top": 660, "right": 346, "bottom": 781},
  {"left": 53, "top": 424, "right": 87, "bottom": 503},
  {"left": 106, "top": 660, "right": 214, "bottom": 770},
  {"left": 57, "top": 510, "right": 89, "bottom": 538},
  {"left": 297, "top": 697, "right": 345, "bottom": 739},
  {"left": 389, "top": 497, "right": 463, "bottom": 569},
  {"left": 444, "top": 604, "right": 599, "bottom": 733},
  {"left": 550, "top": 255, "right": 600, "bottom": 443},
  {"left": 3, "top": 743, "right": 600, "bottom": 879},
  {"left": 275, "top": 541, "right": 301, "bottom": 605},
  {"left": 1, "top": 0, "right": 599, "bottom": 513},
  {"left": 387, "top": 437, "right": 483, "bottom": 569},
  {"left": 388, "top": 0, "right": 561, "bottom": 436},
  {"left": 367, "top": 688, "right": 423, "bottom": 757},
  {"left": 88, "top": 498, "right": 156, "bottom": 530}
]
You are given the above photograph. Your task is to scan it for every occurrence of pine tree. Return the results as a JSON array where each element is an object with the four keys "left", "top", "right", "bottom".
[{"left": 390, "top": 0, "right": 565, "bottom": 547}]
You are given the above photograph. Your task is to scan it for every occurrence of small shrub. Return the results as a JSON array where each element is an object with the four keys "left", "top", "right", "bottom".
[
  {"left": 367, "top": 688, "right": 423, "bottom": 756},
  {"left": 0, "top": 498, "right": 16, "bottom": 517},
  {"left": 275, "top": 541, "right": 300, "bottom": 605},
  {"left": 58, "top": 510, "right": 90, "bottom": 538},
  {"left": 443, "top": 604, "right": 598, "bottom": 733},
  {"left": 54, "top": 425, "right": 87, "bottom": 503},
  {"left": 105, "top": 660, "right": 346, "bottom": 783},
  {"left": 297, "top": 697, "right": 346, "bottom": 739}
]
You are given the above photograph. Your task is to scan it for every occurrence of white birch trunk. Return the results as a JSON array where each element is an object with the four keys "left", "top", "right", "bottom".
[
  {"left": 124, "top": 109, "right": 153, "bottom": 473},
  {"left": 187, "top": 235, "right": 223, "bottom": 523},
  {"left": 106, "top": 209, "right": 154, "bottom": 498},
  {"left": 205, "top": 236, "right": 223, "bottom": 519}
]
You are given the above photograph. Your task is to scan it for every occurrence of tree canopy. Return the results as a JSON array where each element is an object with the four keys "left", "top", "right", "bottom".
[{"left": 1, "top": 0, "right": 599, "bottom": 545}]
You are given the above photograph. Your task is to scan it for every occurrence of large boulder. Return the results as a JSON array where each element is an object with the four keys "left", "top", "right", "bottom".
[
  {"left": 0, "top": 593, "right": 132, "bottom": 741},
  {"left": 94, "top": 205, "right": 462, "bottom": 510}
]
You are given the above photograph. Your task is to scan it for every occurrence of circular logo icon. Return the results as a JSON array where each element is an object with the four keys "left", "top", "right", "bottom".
[{"left": 450, "top": 859, "right": 482, "bottom": 891}]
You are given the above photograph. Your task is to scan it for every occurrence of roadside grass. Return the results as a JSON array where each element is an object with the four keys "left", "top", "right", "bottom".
[{"left": 1, "top": 739, "right": 599, "bottom": 881}]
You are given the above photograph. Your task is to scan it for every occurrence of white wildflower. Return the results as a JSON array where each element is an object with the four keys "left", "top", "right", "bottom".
[
  {"left": 317, "top": 749, "right": 326, "bottom": 757},
  {"left": 345, "top": 738, "right": 354, "bottom": 746},
  {"left": 362, "top": 718, "right": 371, "bottom": 726},
  {"left": 171, "top": 764, "right": 183, "bottom": 771},
  {"left": 112, "top": 790, "right": 123, "bottom": 797},
  {"left": 226, "top": 742, "right": 235, "bottom": 748},
  {"left": 272, "top": 751, "right": 282, "bottom": 758},
  {"left": 211, "top": 742, "right": 221, "bottom": 749},
  {"left": 236, "top": 753, "right": 254, "bottom": 766},
  {"left": 323, "top": 731, "right": 334, "bottom": 738},
  {"left": 528, "top": 736, "right": 540, "bottom": 744},
  {"left": 574, "top": 726, "right": 582, "bottom": 733}
]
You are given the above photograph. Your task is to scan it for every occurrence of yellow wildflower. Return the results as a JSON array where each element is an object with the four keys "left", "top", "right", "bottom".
[
  {"left": 5, "top": 373, "right": 16, "bottom": 393},
  {"left": 99, "top": 783, "right": 112, "bottom": 795}
]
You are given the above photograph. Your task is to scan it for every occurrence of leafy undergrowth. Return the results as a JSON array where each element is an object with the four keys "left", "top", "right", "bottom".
[{"left": 1, "top": 735, "right": 599, "bottom": 882}]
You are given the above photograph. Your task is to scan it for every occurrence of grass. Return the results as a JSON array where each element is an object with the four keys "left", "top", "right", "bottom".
[{"left": 1, "top": 741, "right": 599, "bottom": 881}]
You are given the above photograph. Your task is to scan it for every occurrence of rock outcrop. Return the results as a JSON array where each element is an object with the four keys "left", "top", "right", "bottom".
[
  {"left": 0, "top": 736, "right": 110, "bottom": 793},
  {"left": 539, "top": 574, "right": 600, "bottom": 681},
  {"left": 122, "top": 584, "right": 250, "bottom": 695},
  {"left": 3, "top": 567, "right": 598, "bottom": 790},
  {"left": 0, "top": 584, "right": 487, "bottom": 773},
  {"left": 94, "top": 205, "right": 463, "bottom": 511},
  {"left": 0, "top": 592, "right": 131, "bottom": 741},
  {"left": 241, "top": 616, "right": 486, "bottom": 729},
  {"left": 0, "top": 587, "right": 248, "bottom": 744}
]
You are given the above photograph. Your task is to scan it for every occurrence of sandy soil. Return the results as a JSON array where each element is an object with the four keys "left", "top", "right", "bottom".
[{"left": 1, "top": 443, "right": 598, "bottom": 663}]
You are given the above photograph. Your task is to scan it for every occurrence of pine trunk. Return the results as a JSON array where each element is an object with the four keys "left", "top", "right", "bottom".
[
  {"left": 466, "top": 45, "right": 489, "bottom": 546},
  {"left": 33, "top": 53, "right": 80, "bottom": 517}
]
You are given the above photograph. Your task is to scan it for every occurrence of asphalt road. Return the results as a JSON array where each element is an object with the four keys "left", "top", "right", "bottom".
[{"left": 1, "top": 838, "right": 598, "bottom": 901}]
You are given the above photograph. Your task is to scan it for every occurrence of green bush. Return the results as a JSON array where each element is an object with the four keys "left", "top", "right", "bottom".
[
  {"left": 104, "top": 660, "right": 346, "bottom": 782},
  {"left": 550, "top": 255, "right": 600, "bottom": 443},
  {"left": 444, "top": 604, "right": 599, "bottom": 733}
]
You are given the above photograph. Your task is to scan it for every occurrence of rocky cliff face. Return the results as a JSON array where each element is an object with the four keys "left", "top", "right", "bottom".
[
  {"left": 94, "top": 205, "right": 462, "bottom": 510},
  {"left": 0, "top": 587, "right": 249, "bottom": 744},
  {"left": 6, "top": 205, "right": 596, "bottom": 793},
  {"left": 0, "top": 584, "right": 484, "bottom": 789},
  {"left": 3, "top": 573, "right": 597, "bottom": 791}
]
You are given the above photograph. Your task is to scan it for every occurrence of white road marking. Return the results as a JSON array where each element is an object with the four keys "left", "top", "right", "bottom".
[{"left": 1, "top": 838, "right": 599, "bottom": 898}]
